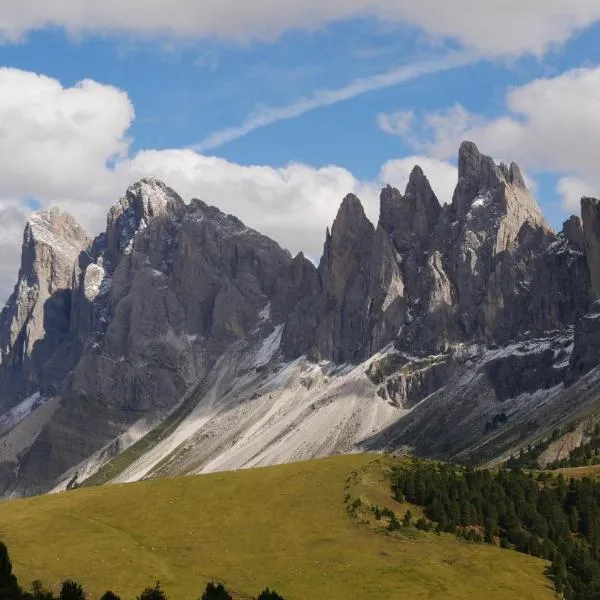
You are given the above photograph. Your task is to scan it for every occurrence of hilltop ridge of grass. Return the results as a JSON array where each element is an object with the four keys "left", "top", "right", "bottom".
[{"left": 0, "top": 454, "right": 554, "bottom": 599}]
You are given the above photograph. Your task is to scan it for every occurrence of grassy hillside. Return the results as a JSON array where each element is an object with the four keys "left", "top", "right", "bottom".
[
  {"left": 0, "top": 454, "right": 554, "bottom": 600},
  {"left": 552, "top": 464, "right": 600, "bottom": 479}
]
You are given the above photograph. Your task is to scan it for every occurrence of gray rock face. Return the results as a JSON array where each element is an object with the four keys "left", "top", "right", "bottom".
[
  {"left": 379, "top": 166, "right": 441, "bottom": 254},
  {"left": 105, "top": 178, "right": 186, "bottom": 268},
  {"left": 0, "top": 180, "right": 299, "bottom": 495},
  {"left": 567, "top": 198, "right": 600, "bottom": 380},
  {"left": 582, "top": 197, "right": 600, "bottom": 300},
  {"left": 444, "top": 143, "right": 552, "bottom": 343},
  {"left": 2, "top": 140, "right": 600, "bottom": 496},
  {"left": 283, "top": 194, "right": 406, "bottom": 363},
  {"left": 285, "top": 142, "right": 588, "bottom": 361},
  {"left": 0, "top": 210, "right": 91, "bottom": 409},
  {"left": 394, "top": 142, "right": 556, "bottom": 353},
  {"left": 529, "top": 218, "right": 589, "bottom": 333}
]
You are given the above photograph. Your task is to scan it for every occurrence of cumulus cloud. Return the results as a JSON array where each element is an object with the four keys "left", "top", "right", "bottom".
[
  {"left": 557, "top": 177, "right": 598, "bottom": 212},
  {"left": 1, "top": 1, "right": 599, "bottom": 56},
  {"left": 0, "top": 203, "right": 27, "bottom": 304},
  {"left": 0, "top": 67, "right": 134, "bottom": 232},
  {"left": 378, "top": 67, "right": 600, "bottom": 211}
]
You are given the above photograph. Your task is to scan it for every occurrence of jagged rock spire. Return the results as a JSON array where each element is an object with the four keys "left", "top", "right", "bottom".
[
  {"left": 320, "top": 193, "right": 374, "bottom": 297},
  {"left": 106, "top": 177, "right": 185, "bottom": 267},
  {"left": 379, "top": 166, "right": 441, "bottom": 254},
  {"left": 562, "top": 215, "right": 586, "bottom": 252},
  {"left": 0, "top": 208, "right": 91, "bottom": 407}
]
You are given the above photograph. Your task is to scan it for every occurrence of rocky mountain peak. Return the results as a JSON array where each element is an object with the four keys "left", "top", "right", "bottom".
[
  {"left": 562, "top": 215, "right": 586, "bottom": 251},
  {"left": 379, "top": 167, "right": 440, "bottom": 254},
  {"left": 452, "top": 141, "right": 549, "bottom": 236},
  {"left": 24, "top": 209, "right": 90, "bottom": 264},
  {"left": 508, "top": 162, "right": 527, "bottom": 189},
  {"left": 330, "top": 193, "right": 372, "bottom": 238},
  {"left": 18, "top": 209, "right": 91, "bottom": 295},
  {"left": 405, "top": 165, "right": 430, "bottom": 196},
  {"left": 452, "top": 141, "right": 499, "bottom": 217},
  {"left": 106, "top": 178, "right": 185, "bottom": 267},
  {"left": 321, "top": 194, "right": 374, "bottom": 282},
  {"left": 0, "top": 208, "right": 91, "bottom": 408}
]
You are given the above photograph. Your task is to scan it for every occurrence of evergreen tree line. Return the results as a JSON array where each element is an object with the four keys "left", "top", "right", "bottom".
[
  {"left": 0, "top": 542, "right": 284, "bottom": 600},
  {"left": 391, "top": 460, "right": 600, "bottom": 600}
]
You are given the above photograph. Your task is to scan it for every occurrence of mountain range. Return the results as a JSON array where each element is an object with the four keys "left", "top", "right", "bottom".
[{"left": 1, "top": 140, "right": 600, "bottom": 497}]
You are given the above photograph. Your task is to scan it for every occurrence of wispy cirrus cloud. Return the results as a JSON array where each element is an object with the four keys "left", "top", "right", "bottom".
[{"left": 193, "top": 51, "right": 475, "bottom": 151}]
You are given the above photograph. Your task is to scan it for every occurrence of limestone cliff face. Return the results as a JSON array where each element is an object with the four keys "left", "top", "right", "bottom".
[
  {"left": 0, "top": 210, "right": 91, "bottom": 408},
  {"left": 282, "top": 194, "right": 407, "bottom": 363},
  {"left": 1, "top": 141, "right": 600, "bottom": 496},
  {"left": 582, "top": 197, "right": 600, "bottom": 301},
  {"left": 284, "top": 142, "right": 591, "bottom": 361},
  {"left": 441, "top": 142, "right": 552, "bottom": 344},
  {"left": 568, "top": 198, "right": 600, "bottom": 380},
  {"left": 3, "top": 180, "right": 299, "bottom": 494}
]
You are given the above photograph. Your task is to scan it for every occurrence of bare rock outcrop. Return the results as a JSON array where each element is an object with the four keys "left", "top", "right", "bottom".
[
  {"left": 283, "top": 194, "right": 407, "bottom": 363},
  {"left": 568, "top": 198, "right": 600, "bottom": 380},
  {"left": 0, "top": 209, "right": 91, "bottom": 409},
  {"left": 3, "top": 141, "right": 600, "bottom": 496}
]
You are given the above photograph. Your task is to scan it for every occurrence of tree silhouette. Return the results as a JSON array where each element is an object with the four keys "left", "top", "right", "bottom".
[
  {"left": 0, "top": 541, "right": 22, "bottom": 600},
  {"left": 60, "top": 580, "right": 85, "bottom": 600},
  {"left": 100, "top": 592, "right": 121, "bottom": 600},
  {"left": 201, "top": 582, "right": 232, "bottom": 600},
  {"left": 138, "top": 582, "right": 167, "bottom": 600}
]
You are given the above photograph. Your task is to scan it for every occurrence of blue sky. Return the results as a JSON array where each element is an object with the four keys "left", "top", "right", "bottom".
[{"left": 1, "top": 2, "right": 600, "bottom": 299}]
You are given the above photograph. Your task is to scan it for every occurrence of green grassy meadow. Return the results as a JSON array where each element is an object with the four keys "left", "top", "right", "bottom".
[{"left": 0, "top": 454, "right": 555, "bottom": 599}]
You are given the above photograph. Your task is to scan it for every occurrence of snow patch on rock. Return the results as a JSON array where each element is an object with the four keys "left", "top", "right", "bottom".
[
  {"left": 253, "top": 325, "right": 283, "bottom": 368},
  {"left": 0, "top": 392, "right": 45, "bottom": 432}
]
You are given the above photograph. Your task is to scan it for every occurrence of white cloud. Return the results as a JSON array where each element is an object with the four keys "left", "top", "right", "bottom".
[
  {"left": 0, "top": 202, "right": 27, "bottom": 305},
  {"left": 376, "top": 111, "right": 415, "bottom": 137},
  {"left": 379, "top": 67, "right": 600, "bottom": 211},
  {"left": 195, "top": 52, "right": 473, "bottom": 151},
  {"left": 1, "top": 1, "right": 599, "bottom": 56},
  {"left": 0, "top": 67, "right": 134, "bottom": 233},
  {"left": 557, "top": 177, "right": 598, "bottom": 212}
]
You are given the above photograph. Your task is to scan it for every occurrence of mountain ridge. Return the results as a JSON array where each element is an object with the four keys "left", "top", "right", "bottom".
[{"left": 1, "top": 140, "right": 599, "bottom": 497}]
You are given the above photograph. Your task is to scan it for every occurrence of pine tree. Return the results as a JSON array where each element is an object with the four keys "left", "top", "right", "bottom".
[
  {"left": 0, "top": 541, "right": 23, "bottom": 600},
  {"left": 201, "top": 582, "right": 232, "bottom": 600},
  {"left": 100, "top": 592, "right": 121, "bottom": 600},
  {"left": 60, "top": 580, "right": 86, "bottom": 600},
  {"left": 138, "top": 582, "right": 168, "bottom": 600}
]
